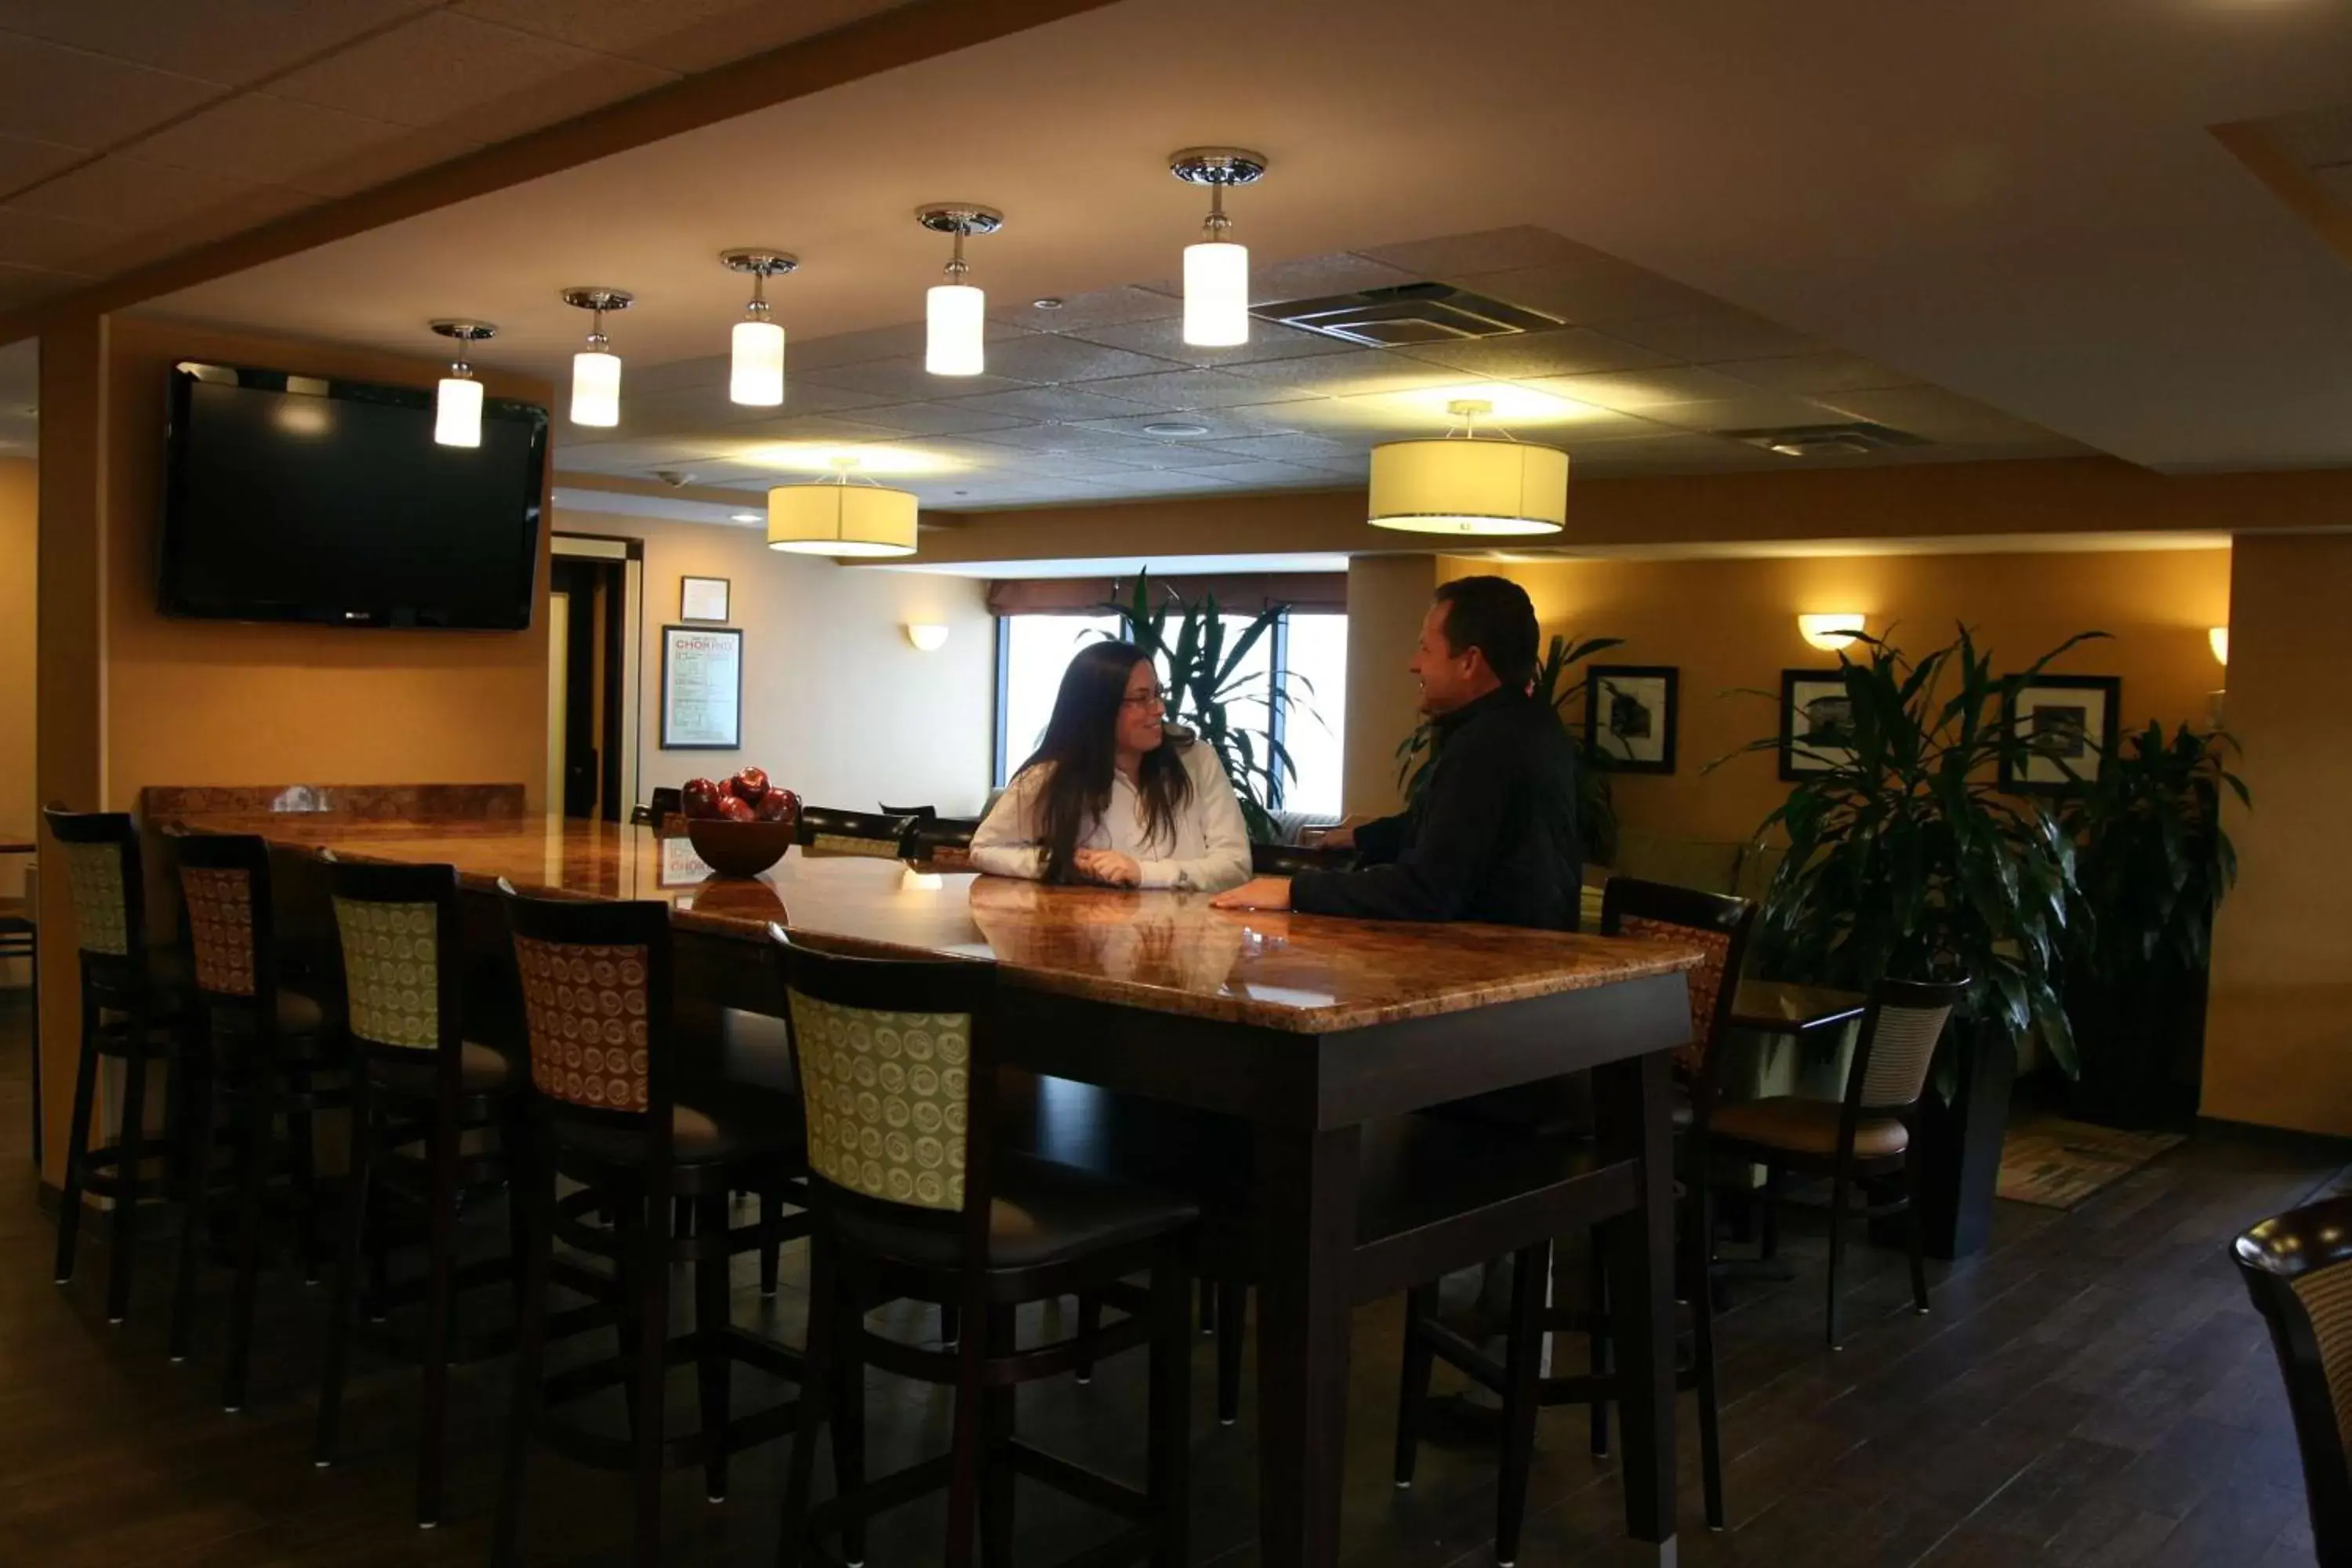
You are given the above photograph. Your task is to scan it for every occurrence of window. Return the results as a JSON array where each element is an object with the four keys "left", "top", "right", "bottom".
[{"left": 993, "top": 611, "right": 1348, "bottom": 821}]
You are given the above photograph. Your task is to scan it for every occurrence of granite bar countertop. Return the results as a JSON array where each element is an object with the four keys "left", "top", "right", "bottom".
[{"left": 158, "top": 813, "right": 1700, "bottom": 1035}]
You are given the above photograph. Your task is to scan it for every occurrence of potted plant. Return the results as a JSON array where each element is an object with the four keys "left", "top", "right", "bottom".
[
  {"left": 2056, "top": 722, "right": 2245, "bottom": 1128},
  {"left": 1722, "top": 627, "right": 2095, "bottom": 1256},
  {"left": 1102, "top": 573, "right": 1307, "bottom": 844},
  {"left": 1395, "top": 633, "right": 1624, "bottom": 866}
]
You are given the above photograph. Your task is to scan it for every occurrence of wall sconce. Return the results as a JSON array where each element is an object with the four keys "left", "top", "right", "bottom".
[
  {"left": 905, "top": 622, "right": 949, "bottom": 652},
  {"left": 1798, "top": 612, "right": 1869, "bottom": 652},
  {"left": 2209, "top": 626, "right": 2229, "bottom": 666}
]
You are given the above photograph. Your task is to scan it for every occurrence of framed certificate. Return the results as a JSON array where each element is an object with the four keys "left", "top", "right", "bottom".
[
  {"left": 660, "top": 624, "right": 742, "bottom": 750},
  {"left": 680, "top": 575, "right": 730, "bottom": 623}
]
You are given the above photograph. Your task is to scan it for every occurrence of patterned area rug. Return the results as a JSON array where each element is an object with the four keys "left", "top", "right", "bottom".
[{"left": 1997, "top": 1115, "right": 2187, "bottom": 1209}]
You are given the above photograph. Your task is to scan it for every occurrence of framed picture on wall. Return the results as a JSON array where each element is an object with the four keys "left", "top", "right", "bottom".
[
  {"left": 1999, "top": 673, "right": 2122, "bottom": 793},
  {"left": 1779, "top": 669, "right": 1857, "bottom": 782},
  {"left": 1584, "top": 665, "right": 1679, "bottom": 774},
  {"left": 680, "top": 575, "right": 730, "bottom": 623},
  {"left": 660, "top": 624, "right": 742, "bottom": 750}
]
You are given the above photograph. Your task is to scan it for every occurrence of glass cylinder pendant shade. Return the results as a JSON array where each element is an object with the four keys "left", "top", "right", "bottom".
[
  {"left": 1183, "top": 240, "right": 1250, "bottom": 347},
  {"left": 730, "top": 317, "right": 786, "bottom": 406},
  {"left": 433, "top": 375, "right": 483, "bottom": 448},
  {"left": 767, "top": 483, "right": 919, "bottom": 558},
  {"left": 1367, "top": 437, "right": 1569, "bottom": 536},
  {"left": 926, "top": 283, "right": 986, "bottom": 376},
  {"left": 570, "top": 349, "right": 622, "bottom": 426}
]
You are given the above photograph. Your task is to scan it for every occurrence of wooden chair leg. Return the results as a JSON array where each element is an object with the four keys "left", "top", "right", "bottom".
[
  {"left": 1393, "top": 1282, "right": 1439, "bottom": 1488},
  {"left": 633, "top": 1189, "right": 673, "bottom": 1568},
  {"left": 1199, "top": 1275, "right": 1217, "bottom": 1336},
  {"left": 1689, "top": 1182, "right": 1726, "bottom": 1531},
  {"left": 760, "top": 1185, "right": 782, "bottom": 1297},
  {"left": 979, "top": 1305, "right": 1017, "bottom": 1568},
  {"left": 169, "top": 1070, "right": 220, "bottom": 1364},
  {"left": 222, "top": 1092, "right": 270, "bottom": 1413},
  {"left": 1902, "top": 1156, "right": 1931, "bottom": 1316},
  {"left": 1759, "top": 1163, "right": 1784, "bottom": 1261},
  {"left": 946, "top": 1292, "right": 988, "bottom": 1568},
  {"left": 314, "top": 1074, "right": 376, "bottom": 1468},
  {"left": 696, "top": 1192, "right": 734, "bottom": 1504},
  {"left": 778, "top": 1230, "right": 835, "bottom": 1568},
  {"left": 1587, "top": 1232, "right": 1612, "bottom": 1457},
  {"left": 833, "top": 1278, "right": 869, "bottom": 1567},
  {"left": 492, "top": 1135, "right": 554, "bottom": 1568},
  {"left": 104, "top": 1044, "right": 151, "bottom": 1324},
  {"left": 1074, "top": 1292, "right": 1102, "bottom": 1385},
  {"left": 288, "top": 1105, "right": 321, "bottom": 1286},
  {"left": 1825, "top": 1163, "right": 1853, "bottom": 1352},
  {"left": 1147, "top": 1257, "right": 1192, "bottom": 1568},
  {"left": 1495, "top": 1242, "right": 1547, "bottom": 1567},
  {"left": 613, "top": 1198, "right": 645, "bottom": 1443},
  {"left": 53, "top": 992, "right": 100, "bottom": 1287},
  {"left": 1215, "top": 1279, "right": 1247, "bottom": 1426},
  {"left": 416, "top": 1100, "right": 460, "bottom": 1527}
]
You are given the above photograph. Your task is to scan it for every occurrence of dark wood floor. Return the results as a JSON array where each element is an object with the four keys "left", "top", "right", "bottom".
[{"left": 0, "top": 989, "right": 2335, "bottom": 1567}]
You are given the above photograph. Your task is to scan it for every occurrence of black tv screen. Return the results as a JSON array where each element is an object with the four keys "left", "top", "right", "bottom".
[{"left": 160, "top": 361, "right": 548, "bottom": 630}]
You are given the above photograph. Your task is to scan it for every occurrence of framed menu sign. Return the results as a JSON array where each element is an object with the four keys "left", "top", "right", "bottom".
[{"left": 660, "top": 624, "right": 742, "bottom": 750}]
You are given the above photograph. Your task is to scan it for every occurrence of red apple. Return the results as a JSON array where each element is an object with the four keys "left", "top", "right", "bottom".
[
  {"left": 732, "top": 766, "right": 770, "bottom": 804},
  {"left": 715, "top": 794, "right": 756, "bottom": 822},
  {"left": 681, "top": 778, "right": 721, "bottom": 819},
  {"left": 754, "top": 786, "right": 793, "bottom": 822}
]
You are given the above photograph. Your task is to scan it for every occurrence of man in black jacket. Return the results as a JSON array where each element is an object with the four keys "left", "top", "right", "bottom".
[{"left": 1212, "top": 575, "right": 1581, "bottom": 925}]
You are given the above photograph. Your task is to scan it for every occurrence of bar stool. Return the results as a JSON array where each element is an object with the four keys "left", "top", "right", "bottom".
[
  {"left": 311, "top": 855, "right": 525, "bottom": 1527},
  {"left": 771, "top": 928, "right": 1199, "bottom": 1568},
  {"left": 1393, "top": 877, "right": 1755, "bottom": 1557},
  {"left": 492, "top": 888, "right": 811, "bottom": 1568},
  {"left": 2235, "top": 1192, "right": 2352, "bottom": 1566},
  {"left": 1, "top": 840, "right": 39, "bottom": 1167},
  {"left": 161, "top": 828, "right": 350, "bottom": 1409},
  {"left": 43, "top": 804, "right": 197, "bottom": 1326}
]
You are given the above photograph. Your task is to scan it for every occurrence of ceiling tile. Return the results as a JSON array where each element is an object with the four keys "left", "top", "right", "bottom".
[
  {"left": 1633, "top": 393, "right": 1847, "bottom": 434},
  {"left": 460, "top": 0, "right": 906, "bottom": 74},
  {"left": 129, "top": 93, "right": 480, "bottom": 197},
  {"left": 0, "top": 1, "right": 434, "bottom": 87},
  {"left": 796, "top": 355, "right": 1033, "bottom": 401},
  {"left": 1075, "top": 405, "right": 1319, "bottom": 443},
  {"left": 1095, "top": 443, "right": 1261, "bottom": 471},
  {"left": 1603, "top": 308, "right": 1825, "bottom": 363},
  {"left": 1707, "top": 352, "right": 1917, "bottom": 396},
  {"left": 1128, "top": 249, "right": 1418, "bottom": 308},
  {"left": 848, "top": 401, "right": 1037, "bottom": 437},
  {"left": 789, "top": 319, "right": 1030, "bottom": 372},
  {"left": 1813, "top": 386, "right": 2060, "bottom": 444},
  {"left": 0, "top": 33, "right": 222, "bottom": 150},
  {"left": 1391, "top": 327, "right": 1678, "bottom": 380},
  {"left": 955, "top": 423, "right": 1183, "bottom": 461},
  {"left": 1519, "top": 366, "right": 1763, "bottom": 412},
  {"left": 935, "top": 385, "right": 1163, "bottom": 425},
  {"left": 550, "top": 437, "right": 742, "bottom": 472},
  {"left": 1214, "top": 349, "right": 1465, "bottom": 399},
  {"left": 1357, "top": 227, "right": 1600, "bottom": 278},
  {"left": 993, "top": 285, "right": 1178, "bottom": 334},
  {"left": 0, "top": 258, "right": 87, "bottom": 310},
  {"left": 1448, "top": 260, "right": 1723, "bottom": 328},
  {"left": 1059, "top": 313, "right": 1355, "bottom": 368},
  {"left": 1070, "top": 470, "right": 1243, "bottom": 497},
  {"left": 0, "top": 131, "right": 85, "bottom": 192},
  {"left": 7, "top": 154, "right": 275, "bottom": 230},
  {"left": 1193, "top": 432, "right": 1357, "bottom": 464},
  {"left": 1072, "top": 368, "right": 1322, "bottom": 412},
  {"left": 702, "top": 412, "right": 907, "bottom": 446},
  {"left": 1182, "top": 460, "right": 1341, "bottom": 490},
  {"left": 976, "top": 333, "right": 1183, "bottom": 386},
  {"left": 617, "top": 379, "right": 893, "bottom": 435},
  {"left": 269, "top": 11, "right": 675, "bottom": 143},
  {"left": 0, "top": 207, "right": 111, "bottom": 270}
]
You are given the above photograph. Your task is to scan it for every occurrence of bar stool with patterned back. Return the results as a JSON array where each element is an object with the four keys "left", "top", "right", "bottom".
[
  {"left": 312, "top": 854, "right": 525, "bottom": 1527},
  {"left": 794, "top": 807, "right": 917, "bottom": 860},
  {"left": 1708, "top": 973, "right": 1969, "bottom": 1349},
  {"left": 1392, "top": 877, "right": 1755, "bottom": 1555},
  {"left": 42, "top": 804, "right": 194, "bottom": 1326},
  {"left": 492, "top": 887, "right": 809, "bottom": 1568},
  {"left": 0, "top": 840, "right": 36, "bottom": 1167},
  {"left": 161, "top": 827, "right": 347, "bottom": 1409},
  {"left": 771, "top": 928, "right": 1199, "bottom": 1568},
  {"left": 2236, "top": 1192, "right": 2352, "bottom": 1566}
]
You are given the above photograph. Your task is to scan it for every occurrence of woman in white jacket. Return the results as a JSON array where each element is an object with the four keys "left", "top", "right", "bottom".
[{"left": 971, "top": 641, "right": 1254, "bottom": 894}]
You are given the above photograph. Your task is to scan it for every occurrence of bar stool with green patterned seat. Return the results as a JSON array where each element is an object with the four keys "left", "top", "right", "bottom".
[
  {"left": 42, "top": 804, "right": 201, "bottom": 1327},
  {"left": 159, "top": 827, "right": 350, "bottom": 1410}
]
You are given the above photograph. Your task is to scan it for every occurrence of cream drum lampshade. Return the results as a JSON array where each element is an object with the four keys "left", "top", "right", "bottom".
[
  {"left": 1367, "top": 437, "right": 1569, "bottom": 537},
  {"left": 766, "top": 482, "right": 918, "bottom": 558}
]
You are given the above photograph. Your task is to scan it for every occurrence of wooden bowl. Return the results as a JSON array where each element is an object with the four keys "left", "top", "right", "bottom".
[{"left": 684, "top": 815, "right": 797, "bottom": 878}]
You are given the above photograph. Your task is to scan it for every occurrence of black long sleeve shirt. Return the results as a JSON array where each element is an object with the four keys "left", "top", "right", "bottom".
[{"left": 1291, "top": 687, "right": 1584, "bottom": 930}]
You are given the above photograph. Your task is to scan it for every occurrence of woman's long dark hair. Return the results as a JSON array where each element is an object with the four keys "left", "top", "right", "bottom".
[{"left": 1018, "top": 641, "right": 1192, "bottom": 884}]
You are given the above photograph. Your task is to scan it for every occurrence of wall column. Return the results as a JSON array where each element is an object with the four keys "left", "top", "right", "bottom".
[{"left": 1340, "top": 554, "right": 1437, "bottom": 818}]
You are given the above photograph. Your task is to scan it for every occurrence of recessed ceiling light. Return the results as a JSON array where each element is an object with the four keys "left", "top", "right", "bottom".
[
  {"left": 1032, "top": 296, "right": 1065, "bottom": 310},
  {"left": 730, "top": 511, "right": 761, "bottom": 523},
  {"left": 1144, "top": 421, "right": 1212, "bottom": 437}
]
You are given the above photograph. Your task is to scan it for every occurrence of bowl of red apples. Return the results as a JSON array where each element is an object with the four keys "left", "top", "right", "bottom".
[{"left": 680, "top": 768, "right": 800, "bottom": 877}]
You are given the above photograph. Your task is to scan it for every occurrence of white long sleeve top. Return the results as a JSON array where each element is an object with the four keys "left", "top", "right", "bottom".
[{"left": 969, "top": 735, "right": 1254, "bottom": 893}]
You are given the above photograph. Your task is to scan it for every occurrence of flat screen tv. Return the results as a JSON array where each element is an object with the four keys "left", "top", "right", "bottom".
[{"left": 160, "top": 361, "right": 548, "bottom": 630}]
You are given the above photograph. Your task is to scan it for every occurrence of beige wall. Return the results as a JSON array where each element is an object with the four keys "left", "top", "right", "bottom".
[
  {"left": 0, "top": 456, "right": 31, "bottom": 988},
  {"left": 2204, "top": 534, "right": 2352, "bottom": 1136},
  {"left": 1430, "top": 547, "right": 2232, "bottom": 844},
  {"left": 1341, "top": 554, "right": 1439, "bottom": 818},
  {"left": 572, "top": 514, "right": 997, "bottom": 817}
]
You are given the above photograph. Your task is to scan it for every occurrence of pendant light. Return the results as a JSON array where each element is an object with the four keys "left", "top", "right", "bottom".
[
  {"left": 428, "top": 320, "right": 495, "bottom": 448},
  {"left": 1169, "top": 147, "right": 1269, "bottom": 347},
  {"left": 916, "top": 205, "right": 1001, "bottom": 376},
  {"left": 720, "top": 249, "right": 797, "bottom": 406},
  {"left": 1368, "top": 399, "right": 1569, "bottom": 537},
  {"left": 561, "top": 287, "right": 632, "bottom": 426},
  {"left": 768, "top": 456, "right": 919, "bottom": 559}
]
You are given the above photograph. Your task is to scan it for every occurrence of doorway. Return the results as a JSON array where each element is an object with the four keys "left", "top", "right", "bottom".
[{"left": 546, "top": 536, "right": 644, "bottom": 821}]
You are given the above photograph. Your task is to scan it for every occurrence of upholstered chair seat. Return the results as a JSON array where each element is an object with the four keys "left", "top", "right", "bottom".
[
  {"left": 828, "top": 1149, "right": 1197, "bottom": 1271},
  {"left": 1708, "top": 1097, "right": 1911, "bottom": 1158}
]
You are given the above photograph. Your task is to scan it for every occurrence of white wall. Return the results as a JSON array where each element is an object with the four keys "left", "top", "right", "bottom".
[{"left": 558, "top": 512, "right": 996, "bottom": 818}]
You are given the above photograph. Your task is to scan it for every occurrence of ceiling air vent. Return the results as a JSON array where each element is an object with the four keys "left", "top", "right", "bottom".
[
  {"left": 1719, "top": 422, "right": 1928, "bottom": 458},
  {"left": 1258, "top": 282, "right": 1564, "bottom": 347}
]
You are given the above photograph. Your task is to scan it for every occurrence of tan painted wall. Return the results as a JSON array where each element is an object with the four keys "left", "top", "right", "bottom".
[
  {"left": 585, "top": 514, "right": 998, "bottom": 818},
  {"left": 1430, "top": 548, "right": 2232, "bottom": 844},
  {"left": 2203, "top": 535, "right": 2352, "bottom": 1136},
  {"left": 1341, "top": 554, "right": 1439, "bottom": 818},
  {"left": 0, "top": 459, "right": 33, "bottom": 942}
]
